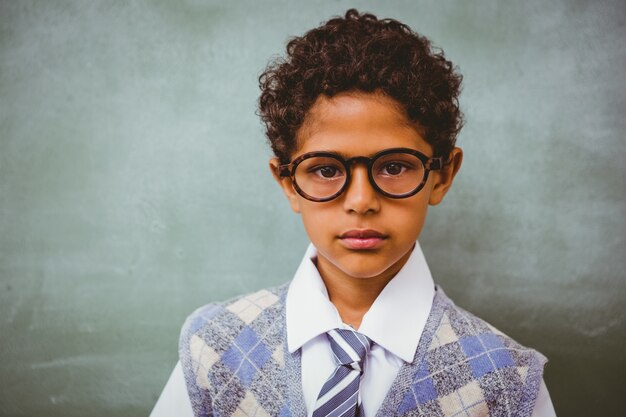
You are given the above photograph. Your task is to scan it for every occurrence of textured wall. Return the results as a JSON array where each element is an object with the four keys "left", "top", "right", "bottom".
[{"left": 0, "top": 1, "right": 624, "bottom": 416}]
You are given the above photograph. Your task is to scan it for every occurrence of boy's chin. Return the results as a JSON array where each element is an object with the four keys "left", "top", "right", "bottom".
[{"left": 326, "top": 253, "right": 406, "bottom": 281}]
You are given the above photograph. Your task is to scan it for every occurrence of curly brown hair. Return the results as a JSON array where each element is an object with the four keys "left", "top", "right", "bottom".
[{"left": 258, "top": 9, "right": 463, "bottom": 164}]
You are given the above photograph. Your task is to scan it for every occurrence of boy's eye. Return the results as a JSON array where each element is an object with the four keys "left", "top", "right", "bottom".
[
  {"left": 382, "top": 162, "right": 404, "bottom": 175},
  {"left": 296, "top": 156, "right": 346, "bottom": 184},
  {"left": 314, "top": 166, "right": 342, "bottom": 178},
  {"left": 379, "top": 162, "right": 409, "bottom": 176}
]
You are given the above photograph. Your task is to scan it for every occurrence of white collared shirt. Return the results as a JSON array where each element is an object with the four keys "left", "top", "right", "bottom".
[
  {"left": 151, "top": 242, "right": 556, "bottom": 417},
  {"left": 286, "top": 242, "right": 435, "bottom": 417}
]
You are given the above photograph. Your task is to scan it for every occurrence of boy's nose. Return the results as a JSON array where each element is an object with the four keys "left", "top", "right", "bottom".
[{"left": 342, "top": 164, "right": 381, "bottom": 214}]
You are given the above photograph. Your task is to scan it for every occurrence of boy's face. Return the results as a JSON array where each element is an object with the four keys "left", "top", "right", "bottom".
[{"left": 270, "top": 92, "right": 462, "bottom": 285}]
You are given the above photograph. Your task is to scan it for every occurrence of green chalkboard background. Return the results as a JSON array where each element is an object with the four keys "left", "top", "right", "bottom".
[{"left": 1, "top": 1, "right": 624, "bottom": 416}]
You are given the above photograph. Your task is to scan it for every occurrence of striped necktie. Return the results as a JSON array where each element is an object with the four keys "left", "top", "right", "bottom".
[{"left": 312, "top": 328, "right": 373, "bottom": 417}]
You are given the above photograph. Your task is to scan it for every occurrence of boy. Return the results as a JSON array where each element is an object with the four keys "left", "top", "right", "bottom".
[{"left": 152, "top": 9, "right": 555, "bottom": 417}]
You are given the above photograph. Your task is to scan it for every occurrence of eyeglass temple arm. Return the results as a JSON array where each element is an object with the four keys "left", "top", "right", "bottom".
[
  {"left": 278, "top": 164, "right": 291, "bottom": 177},
  {"left": 426, "top": 157, "right": 444, "bottom": 171}
]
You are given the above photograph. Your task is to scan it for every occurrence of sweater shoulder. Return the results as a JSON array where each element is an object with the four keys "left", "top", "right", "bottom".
[
  {"left": 179, "top": 283, "right": 289, "bottom": 352},
  {"left": 433, "top": 289, "right": 546, "bottom": 361},
  {"left": 178, "top": 283, "right": 292, "bottom": 416},
  {"left": 393, "top": 288, "right": 547, "bottom": 417}
]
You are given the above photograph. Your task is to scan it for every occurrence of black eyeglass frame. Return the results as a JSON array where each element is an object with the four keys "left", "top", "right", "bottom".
[{"left": 278, "top": 147, "right": 444, "bottom": 202}]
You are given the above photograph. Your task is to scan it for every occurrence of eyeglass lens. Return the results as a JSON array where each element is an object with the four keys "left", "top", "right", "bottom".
[{"left": 293, "top": 152, "right": 426, "bottom": 200}]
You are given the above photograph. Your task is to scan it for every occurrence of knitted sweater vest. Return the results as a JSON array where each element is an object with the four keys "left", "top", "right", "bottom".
[{"left": 179, "top": 284, "right": 546, "bottom": 417}]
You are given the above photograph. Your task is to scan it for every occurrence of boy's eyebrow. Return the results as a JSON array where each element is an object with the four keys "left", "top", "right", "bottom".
[
  {"left": 303, "top": 148, "right": 394, "bottom": 160},
  {"left": 319, "top": 149, "right": 350, "bottom": 158}
]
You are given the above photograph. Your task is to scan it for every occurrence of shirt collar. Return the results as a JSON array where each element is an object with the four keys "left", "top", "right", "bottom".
[{"left": 285, "top": 241, "right": 435, "bottom": 363}]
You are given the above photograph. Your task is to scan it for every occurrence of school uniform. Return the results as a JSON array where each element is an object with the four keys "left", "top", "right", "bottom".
[{"left": 152, "top": 243, "right": 556, "bottom": 417}]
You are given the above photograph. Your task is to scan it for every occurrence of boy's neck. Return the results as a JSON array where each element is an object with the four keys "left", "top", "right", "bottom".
[{"left": 315, "top": 250, "right": 411, "bottom": 329}]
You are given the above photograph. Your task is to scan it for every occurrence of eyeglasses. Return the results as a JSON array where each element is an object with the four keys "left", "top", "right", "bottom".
[{"left": 278, "top": 147, "right": 443, "bottom": 202}]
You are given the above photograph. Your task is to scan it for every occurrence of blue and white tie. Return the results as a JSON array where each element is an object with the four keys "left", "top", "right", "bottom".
[{"left": 312, "top": 329, "right": 373, "bottom": 417}]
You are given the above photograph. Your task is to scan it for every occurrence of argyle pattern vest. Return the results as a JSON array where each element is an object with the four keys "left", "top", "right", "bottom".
[{"left": 179, "top": 284, "right": 547, "bottom": 417}]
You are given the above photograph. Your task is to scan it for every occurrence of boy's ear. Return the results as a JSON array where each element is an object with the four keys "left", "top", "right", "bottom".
[
  {"left": 269, "top": 158, "right": 301, "bottom": 213},
  {"left": 429, "top": 147, "right": 463, "bottom": 206}
]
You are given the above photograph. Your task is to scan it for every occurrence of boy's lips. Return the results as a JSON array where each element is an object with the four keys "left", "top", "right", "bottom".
[{"left": 338, "top": 229, "right": 387, "bottom": 249}]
